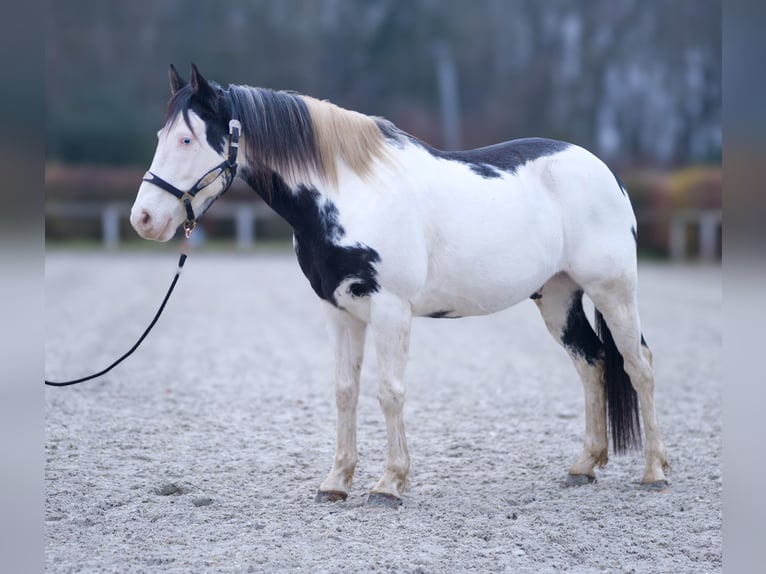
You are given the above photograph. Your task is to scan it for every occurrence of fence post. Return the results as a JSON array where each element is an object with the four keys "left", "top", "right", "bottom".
[
  {"left": 235, "top": 207, "right": 255, "bottom": 250},
  {"left": 669, "top": 214, "right": 686, "bottom": 261},
  {"left": 699, "top": 211, "right": 719, "bottom": 261},
  {"left": 102, "top": 204, "right": 120, "bottom": 249}
]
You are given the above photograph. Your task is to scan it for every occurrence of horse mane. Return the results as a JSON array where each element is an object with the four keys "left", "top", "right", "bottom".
[{"left": 228, "top": 86, "right": 391, "bottom": 188}]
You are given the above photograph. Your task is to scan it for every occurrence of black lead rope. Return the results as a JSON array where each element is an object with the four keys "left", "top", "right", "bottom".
[{"left": 45, "top": 254, "right": 188, "bottom": 387}]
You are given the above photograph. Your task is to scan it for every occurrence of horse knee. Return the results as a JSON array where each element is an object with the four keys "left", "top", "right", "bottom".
[
  {"left": 335, "top": 379, "right": 359, "bottom": 409},
  {"left": 378, "top": 379, "right": 405, "bottom": 413}
]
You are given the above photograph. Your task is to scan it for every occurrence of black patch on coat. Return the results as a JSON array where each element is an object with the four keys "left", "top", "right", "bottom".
[
  {"left": 467, "top": 163, "right": 502, "bottom": 179},
  {"left": 426, "top": 310, "right": 460, "bottom": 319},
  {"left": 414, "top": 137, "right": 571, "bottom": 180},
  {"left": 631, "top": 226, "right": 637, "bottom": 243},
  {"left": 530, "top": 291, "right": 542, "bottom": 300},
  {"left": 375, "top": 119, "right": 408, "bottom": 148},
  {"left": 240, "top": 167, "right": 381, "bottom": 304},
  {"left": 560, "top": 290, "right": 603, "bottom": 366},
  {"left": 378, "top": 122, "right": 571, "bottom": 179}
]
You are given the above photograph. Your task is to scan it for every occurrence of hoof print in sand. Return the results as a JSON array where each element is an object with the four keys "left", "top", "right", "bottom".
[
  {"left": 641, "top": 480, "right": 670, "bottom": 492},
  {"left": 155, "top": 483, "right": 191, "bottom": 496},
  {"left": 367, "top": 492, "right": 402, "bottom": 508},
  {"left": 564, "top": 474, "right": 596, "bottom": 487},
  {"left": 314, "top": 490, "right": 348, "bottom": 503}
]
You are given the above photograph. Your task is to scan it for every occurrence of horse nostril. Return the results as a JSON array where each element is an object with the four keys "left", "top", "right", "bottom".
[{"left": 139, "top": 210, "right": 152, "bottom": 229}]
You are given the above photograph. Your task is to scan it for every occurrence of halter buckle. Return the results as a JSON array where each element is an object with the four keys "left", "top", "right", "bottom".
[
  {"left": 184, "top": 220, "right": 196, "bottom": 238},
  {"left": 229, "top": 119, "right": 241, "bottom": 135}
]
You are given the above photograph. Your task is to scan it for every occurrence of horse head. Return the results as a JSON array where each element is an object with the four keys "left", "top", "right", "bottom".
[{"left": 131, "top": 64, "right": 238, "bottom": 241}]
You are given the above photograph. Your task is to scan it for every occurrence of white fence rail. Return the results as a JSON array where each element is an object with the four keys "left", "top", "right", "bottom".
[
  {"left": 47, "top": 202, "right": 721, "bottom": 260},
  {"left": 46, "top": 201, "right": 276, "bottom": 250}
]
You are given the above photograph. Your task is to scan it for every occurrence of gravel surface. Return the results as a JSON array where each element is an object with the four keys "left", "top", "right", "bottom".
[{"left": 45, "top": 251, "right": 721, "bottom": 573}]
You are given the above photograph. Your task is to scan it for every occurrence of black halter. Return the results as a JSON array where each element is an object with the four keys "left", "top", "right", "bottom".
[{"left": 142, "top": 118, "right": 242, "bottom": 237}]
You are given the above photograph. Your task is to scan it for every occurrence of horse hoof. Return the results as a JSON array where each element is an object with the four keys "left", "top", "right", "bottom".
[
  {"left": 314, "top": 490, "right": 348, "bottom": 503},
  {"left": 640, "top": 480, "right": 669, "bottom": 492},
  {"left": 366, "top": 492, "right": 402, "bottom": 508},
  {"left": 564, "top": 473, "right": 596, "bottom": 487}
]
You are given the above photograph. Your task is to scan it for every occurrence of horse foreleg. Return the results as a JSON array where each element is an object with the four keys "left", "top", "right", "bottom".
[
  {"left": 367, "top": 292, "right": 412, "bottom": 507},
  {"left": 316, "top": 304, "right": 367, "bottom": 502}
]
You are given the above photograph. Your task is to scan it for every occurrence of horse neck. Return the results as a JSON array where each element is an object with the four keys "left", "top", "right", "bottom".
[{"left": 236, "top": 151, "right": 330, "bottom": 233}]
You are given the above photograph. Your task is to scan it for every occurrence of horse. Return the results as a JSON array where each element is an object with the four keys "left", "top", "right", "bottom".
[{"left": 131, "top": 64, "right": 670, "bottom": 507}]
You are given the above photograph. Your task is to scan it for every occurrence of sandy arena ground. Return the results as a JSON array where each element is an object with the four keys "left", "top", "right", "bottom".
[{"left": 45, "top": 251, "right": 721, "bottom": 573}]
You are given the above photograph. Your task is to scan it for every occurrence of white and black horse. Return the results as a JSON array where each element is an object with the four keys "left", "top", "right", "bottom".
[{"left": 131, "top": 65, "right": 669, "bottom": 506}]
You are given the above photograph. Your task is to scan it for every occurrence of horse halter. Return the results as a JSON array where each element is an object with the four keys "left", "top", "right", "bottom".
[{"left": 142, "top": 118, "right": 242, "bottom": 238}]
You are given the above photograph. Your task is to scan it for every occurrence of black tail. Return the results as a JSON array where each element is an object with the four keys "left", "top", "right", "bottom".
[{"left": 595, "top": 311, "right": 642, "bottom": 453}]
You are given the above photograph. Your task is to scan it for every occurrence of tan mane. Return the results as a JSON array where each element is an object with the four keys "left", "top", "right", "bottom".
[{"left": 300, "top": 96, "right": 391, "bottom": 187}]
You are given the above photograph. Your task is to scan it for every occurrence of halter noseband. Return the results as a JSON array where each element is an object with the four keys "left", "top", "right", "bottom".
[{"left": 142, "top": 118, "right": 242, "bottom": 238}]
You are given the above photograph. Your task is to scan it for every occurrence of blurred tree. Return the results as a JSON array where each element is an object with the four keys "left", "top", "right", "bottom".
[{"left": 46, "top": 0, "right": 720, "bottom": 167}]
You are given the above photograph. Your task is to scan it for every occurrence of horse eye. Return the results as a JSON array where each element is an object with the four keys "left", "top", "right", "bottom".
[{"left": 181, "top": 137, "right": 192, "bottom": 145}]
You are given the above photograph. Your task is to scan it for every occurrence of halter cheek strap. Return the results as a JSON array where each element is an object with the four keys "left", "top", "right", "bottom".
[{"left": 142, "top": 119, "right": 242, "bottom": 237}]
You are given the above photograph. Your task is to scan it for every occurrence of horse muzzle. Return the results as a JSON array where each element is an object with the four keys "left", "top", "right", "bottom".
[{"left": 129, "top": 201, "right": 176, "bottom": 242}]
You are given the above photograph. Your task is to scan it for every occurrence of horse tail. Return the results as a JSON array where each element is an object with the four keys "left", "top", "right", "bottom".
[{"left": 595, "top": 310, "right": 642, "bottom": 453}]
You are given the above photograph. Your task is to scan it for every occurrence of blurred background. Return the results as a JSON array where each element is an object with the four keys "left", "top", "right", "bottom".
[{"left": 46, "top": 0, "right": 721, "bottom": 259}]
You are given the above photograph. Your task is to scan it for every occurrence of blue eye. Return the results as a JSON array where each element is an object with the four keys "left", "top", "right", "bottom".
[{"left": 181, "top": 137, "right": 192, "bottom": 145}]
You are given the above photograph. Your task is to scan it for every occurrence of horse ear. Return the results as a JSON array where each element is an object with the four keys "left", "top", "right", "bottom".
[
  {"left": 169, "top": 64, "right": 187, "bottom": 95},
  {"left": 190, "top": 63, "right": 215, "bottom": 101}
]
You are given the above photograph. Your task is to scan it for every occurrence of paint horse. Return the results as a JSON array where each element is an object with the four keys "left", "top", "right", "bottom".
[{"left": 131, "top": 65, "right": 669, "bottom": 506}]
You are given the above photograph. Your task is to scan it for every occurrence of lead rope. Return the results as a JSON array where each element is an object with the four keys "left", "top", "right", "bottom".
[{"left": 44, "top": 253, "right": 188, "bottom": 387}]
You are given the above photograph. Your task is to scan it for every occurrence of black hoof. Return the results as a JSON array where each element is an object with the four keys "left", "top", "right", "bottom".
[
  {"left": 564, "top": 473, "right": 596, "bottom": 487},
  {"left": 640, "top": 480, "right": 670, "bottom": 492},
  {"left": 366, "top": 492, "right": 402, "bottom": 508},
  {"left": 314, "top": 490, "right": 348, "bottom": 503}
]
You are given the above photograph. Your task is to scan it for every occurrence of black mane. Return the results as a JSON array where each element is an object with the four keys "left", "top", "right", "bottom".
[
  {"left": 163, "top": 83, "right": 323, "bottom": 184},
  {"left": 228, "top": 86, "right": 322, "bottom": 183}
]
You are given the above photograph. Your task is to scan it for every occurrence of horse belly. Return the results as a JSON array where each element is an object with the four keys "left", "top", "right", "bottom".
[
  {"left": 411, "top": 256, "right": 553, "bottom": 317},
  {"left": 411, "top": 184, "right": 562, "bottom": 317}
]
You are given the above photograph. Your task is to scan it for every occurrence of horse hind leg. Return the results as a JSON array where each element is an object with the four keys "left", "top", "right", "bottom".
[
  {"left": 586, "top": 279, "right": 670, "bottom": 489},
  {"left": 534, "top": 274, "right": 609, "bottom": 485}
]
